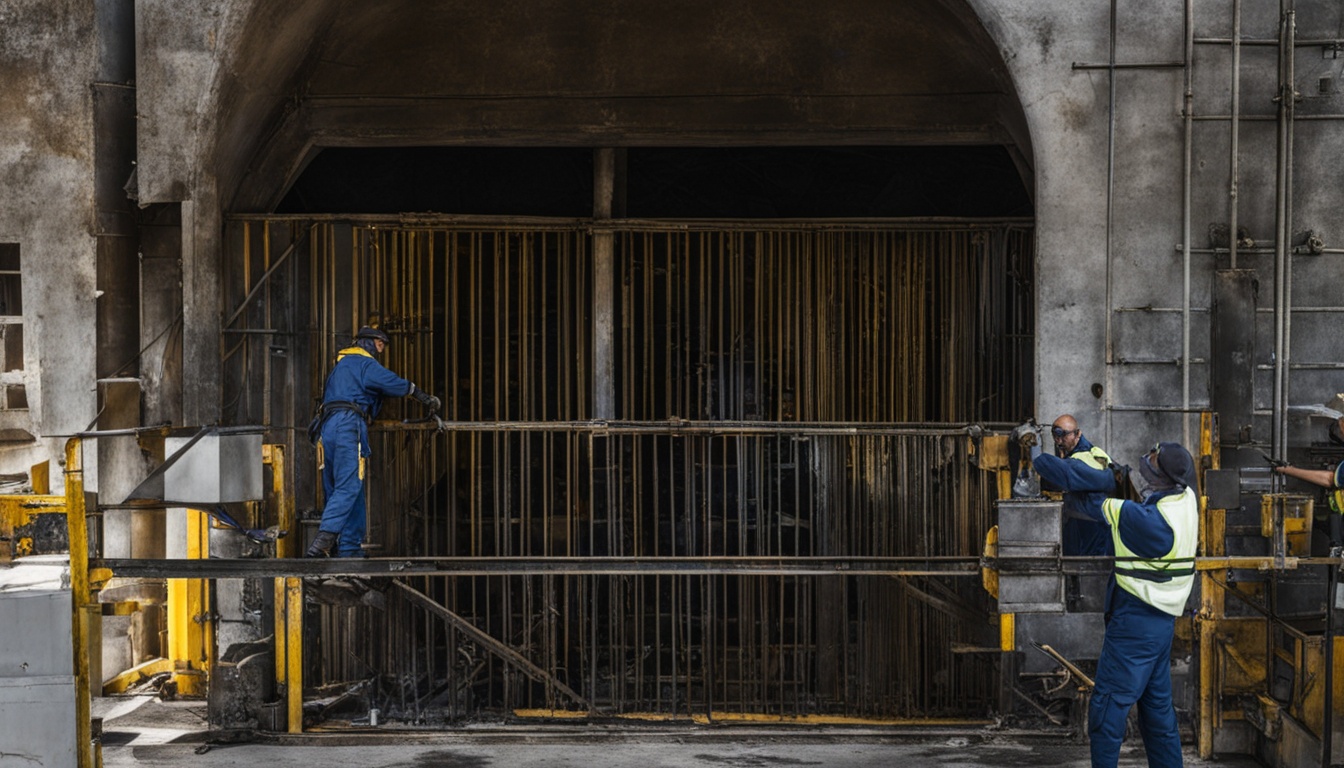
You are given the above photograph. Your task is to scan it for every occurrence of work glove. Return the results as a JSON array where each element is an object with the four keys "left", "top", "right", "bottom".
[
  {"left": 410, "top": 384, "right": 441, "bottom": 413},
  {"left": 1010, "top": 421, "right": 1039, "bottom": 448}
]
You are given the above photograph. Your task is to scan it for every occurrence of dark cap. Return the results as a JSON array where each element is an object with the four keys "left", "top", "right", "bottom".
[
  {"left": 355, "top": 326, "right": 390, "bottom": 344},
  {"left": 1152, "top": 442, "right": 1198, "bottom": 490}
]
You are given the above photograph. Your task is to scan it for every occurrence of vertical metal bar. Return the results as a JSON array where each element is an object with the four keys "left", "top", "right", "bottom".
[
  {"left": 1183, "top": 0, "right": 1196, "bottom": 446},
  {"left": 1229, "top": 0, "right": 1242, "bottom": 272},
  {"left": 1272, "top": 7, "right": 1295, "bottom": 461},
  {"left": 594, "top": 149, "right": 616, "bottom": 419},
  {"left": 64, "top": 439, "right": 93, "bottom": 768},
  {"left": 285, "top": 576, "right": 304, "bottom": 733},
  {"left": 1103, "top": 0, "right": 1119, "bottom": 446}
]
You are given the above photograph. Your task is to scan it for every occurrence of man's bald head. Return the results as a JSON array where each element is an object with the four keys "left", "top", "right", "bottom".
[{"left": 1051, "top": 414, "right": 1082, "bottom": 454}]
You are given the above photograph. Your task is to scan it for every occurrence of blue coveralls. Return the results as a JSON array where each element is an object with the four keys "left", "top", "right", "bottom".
[
  {"left": 1081, "top": 488, "right": 1188, "bottom": 768},
  {"left": 317, "top": 347, "right": 412, "bottom": 557},
  {"left": 1033, "top": 435, "right": 1116, "bottom": 557}
]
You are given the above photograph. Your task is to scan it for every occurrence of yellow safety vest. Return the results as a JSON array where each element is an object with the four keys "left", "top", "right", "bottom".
[
  {"left": 1331, "top": 461, "right": 1344, "bottom": 515},
  {"left": 1101, "top": 488, "right": 1198, "bottom": 616},
  {"left": 1072, "top": 445, "right": 1111, "bottom": 471}
]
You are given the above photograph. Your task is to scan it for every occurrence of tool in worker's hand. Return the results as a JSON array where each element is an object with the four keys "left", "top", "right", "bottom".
[
  {"left": 1010, "top": 420, "right": 1039, "bottom": 448},
  {"left": 1260, "top": 451, "right": 1289, "bottom": 470}
]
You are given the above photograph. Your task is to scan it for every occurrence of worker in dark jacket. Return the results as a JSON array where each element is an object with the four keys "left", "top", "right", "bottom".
[
  {"left": 307, "top": 326, "right": 439, "bottom": 557},
  {"left": 1085, "top": 442, "right": 1199, "bottom": 768},
  {"left": 1031, "top": 414, "right": 1117, "bottom": 556}
]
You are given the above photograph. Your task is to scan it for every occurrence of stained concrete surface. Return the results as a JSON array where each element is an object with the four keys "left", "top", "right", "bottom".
[{"left": 98, "top": 698, "right": 1261, "bottom": 768}]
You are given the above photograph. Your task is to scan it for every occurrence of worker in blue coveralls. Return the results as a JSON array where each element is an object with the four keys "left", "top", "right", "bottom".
[
  {"left": 1031, "top": 414, "right": 1117, "bottom": 557},
  {"left": 1085, "top": 441, "right": 1199, "bottom": 768},
  {"left": 306, "top": 326, "right": 440, "bottom": 558}
]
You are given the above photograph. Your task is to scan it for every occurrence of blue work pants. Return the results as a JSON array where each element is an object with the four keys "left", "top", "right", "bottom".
[
  {"left": 318, "top": 414, "right": 369, "bottom": 558},
  {"left": 1089, "top": 593, "right": 1183, "bottom": 767}
]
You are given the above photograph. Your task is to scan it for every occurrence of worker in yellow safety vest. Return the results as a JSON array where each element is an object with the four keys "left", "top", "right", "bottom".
[
  {"left": 1270, "top": 416, "right": 1344, "bottom": 526},
  {"left": 1085, "top": 441, "right": 1198, "bottom": 768}
]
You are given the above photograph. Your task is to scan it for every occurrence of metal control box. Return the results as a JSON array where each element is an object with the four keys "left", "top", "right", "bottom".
[
  {"left": 163, "top": 431, "right": 263, "bottom": 504},
  {"left": 995, "top": 498, "right": 1064, "bottom": 613}
]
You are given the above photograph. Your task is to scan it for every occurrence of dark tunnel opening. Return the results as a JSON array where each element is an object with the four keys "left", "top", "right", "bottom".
[{"left": 276, "top": 146, "right": 1033, "bottom": 218}]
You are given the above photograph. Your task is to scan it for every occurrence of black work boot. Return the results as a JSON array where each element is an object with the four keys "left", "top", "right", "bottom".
[{"left": 305, "top": 530, "right": 337, "bottom": 558}]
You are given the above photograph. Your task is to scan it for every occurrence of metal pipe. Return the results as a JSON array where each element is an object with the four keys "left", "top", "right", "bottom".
[
  {"left": 1103, "top": 0, "right": 1118, "bottom": 446},
  {"left": 1194, "top": 36, "right": 1344, "bottom": 47},
  {"left": 1229, "top": 0, "right": 1242, "bottom": 270},
  {"left": 1272, "top": 7, "right": 1296, "bottom": 463},
  {"left": 1182, "top": 0, "right": 1195, "bottom": 446},
  {"left": 374, "top": 419, "right": 1013, "bottom": 436},
  {"left": 1324, "top": 547, "right": 1339, "bottom": 768},
  {"left": 1282, "top": 8, "right": 1297, "bottom": 461},
  {"left": 1071, "top": 61, "right": 1184, "bottom": 70}
]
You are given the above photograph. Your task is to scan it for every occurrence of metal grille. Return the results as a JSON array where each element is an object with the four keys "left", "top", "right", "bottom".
[
  {"left": 616, "top": 226, "right": 1033, "bottom": 422},
  {"left": 223, "top": 217, "right": 1034, "bottom": 721}
]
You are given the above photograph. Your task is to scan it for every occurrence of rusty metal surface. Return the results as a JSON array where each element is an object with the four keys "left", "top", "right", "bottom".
[{"left": 221, "top": 218, "right": 1035, "bottom": 721}]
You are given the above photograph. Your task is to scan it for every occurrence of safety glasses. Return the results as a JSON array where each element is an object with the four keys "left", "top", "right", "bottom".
[{"left": 1050, "top": 427, "right": 1078, "bottom": 439}]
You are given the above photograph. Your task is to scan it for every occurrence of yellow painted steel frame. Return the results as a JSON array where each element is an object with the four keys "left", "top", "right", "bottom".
[
  {"left": 283, "top": 577, "right": 303, "bottom": 733},
  {"left": 264, "top": 443, "right": 305, "bottom": 734},
  {"left": 511, "top": 710, "right": 996, "bottom": 726},
  {"left": 0, "top": 493, "right": 65, "bottom": 562},
  {"left": 64, "top": 438, "right": 94, "bottom": 768},
  {"left": 1197, "top": 411, "right": 1223, "bottom": 759},
  {"left": 167, "top": 506, "right": 210, "bottom": 696},
  {"left": 263, "top": 445, "right": 295, "bottom": 559},
  {"left": 102, "top": 658, "right": 173, "bottom": 696}
]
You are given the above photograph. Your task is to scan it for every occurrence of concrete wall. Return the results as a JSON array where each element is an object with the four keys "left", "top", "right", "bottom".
[
  {"left": 124, "top": 0, "right": 1344, "bottom": 468},
  {"left": 974, "top": 0, "right": 1344, "bottom": 468},
  {"left": 0, "top": 1, "right": 99, "bottom": 478}
]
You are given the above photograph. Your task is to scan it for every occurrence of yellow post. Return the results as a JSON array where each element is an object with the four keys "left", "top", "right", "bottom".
[
  {"left": 263, "top": 444, "right": 294, "bottom": 559},
  {"left": 64, "top": 439, "right": 93, "bottom": 768},
  {"left": 167, "top": 506, "right": 210, "bottom": 695},
  {"left": 1197, "top": 411, "right": 1223, "bottom": 759},
  {"left": 273, "top": 577, "right": 286, "bottom": 696},
  {"left": 284, "top": 576, "right": 304, "bottom": 733},
  {"left": 265, "top": 444, "right": 298, "bottom": 714},
  {"left": 1000, "top": 612, "right": 1015, "bottom": 652}
]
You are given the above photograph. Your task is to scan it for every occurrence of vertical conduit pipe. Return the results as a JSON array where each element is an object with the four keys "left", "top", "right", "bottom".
[
  {"left": 1103, "top": 0, "right": 1118, "bottom": 446},
  {"left": 1272, "top": 7, "right": 1295, "bottom": 461},
  {"left": 1182, "top": 0, "right": 1195, "bottom": 447},
  {"left": 1283, "top": 9, "right": 1296, "bottom": 465},
  {"left": 1229, "top": 0, "right": 1242, "bottom": 271},
  {"left": 1324, "top": 547, "right": 1338, "bottom": 768}
]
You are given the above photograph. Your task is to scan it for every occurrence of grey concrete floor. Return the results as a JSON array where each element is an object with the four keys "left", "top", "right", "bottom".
[{"left": 97, "top": 697, "right": 1264, "bottom": 768}]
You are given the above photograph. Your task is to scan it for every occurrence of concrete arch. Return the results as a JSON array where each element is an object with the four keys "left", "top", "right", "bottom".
[{"left": 137, "top": 0, "right": 1036, "bottom": 213}]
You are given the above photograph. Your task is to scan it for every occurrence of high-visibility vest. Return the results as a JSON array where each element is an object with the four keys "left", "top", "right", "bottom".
[
  {"left": 1072, "top": 445, "right": 1111, "bottom": 471},
  {"left": 1331, "top": 461, "right": 1344, "bottom": 515},
  {"left": 1101, "top": 488, "right": 1198, "bottom": 616}
]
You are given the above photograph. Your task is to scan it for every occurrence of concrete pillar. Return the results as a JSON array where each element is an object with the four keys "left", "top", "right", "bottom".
[{"left": 181, "top": 194, "right": 223, "bottom": 427}]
